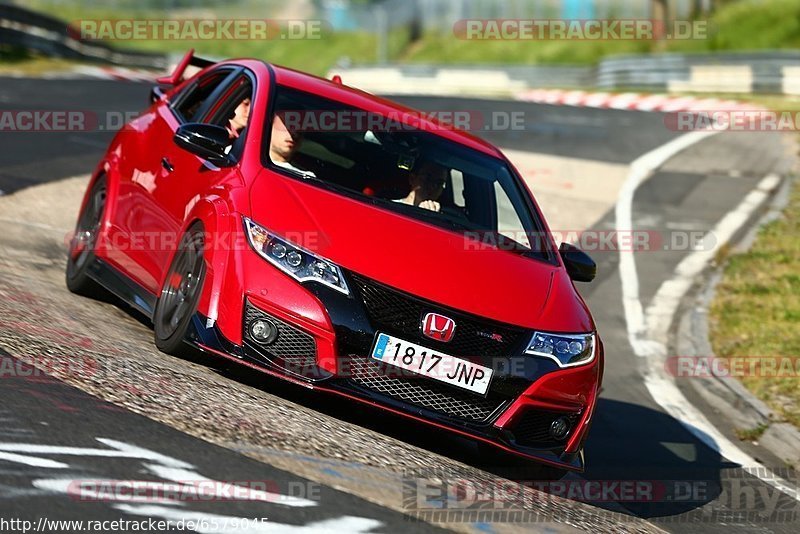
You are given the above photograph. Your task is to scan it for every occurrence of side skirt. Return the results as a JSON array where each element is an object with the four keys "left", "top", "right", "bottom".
[{"left": 87, "top": 258, "right": 157, "bottom": 319}]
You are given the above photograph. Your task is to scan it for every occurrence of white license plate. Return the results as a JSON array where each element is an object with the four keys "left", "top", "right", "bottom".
[{"left": 370, "top": 333, "right": 493, "bottom": 395}]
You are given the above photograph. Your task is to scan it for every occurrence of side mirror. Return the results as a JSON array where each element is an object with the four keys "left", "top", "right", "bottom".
[
  {"left": 559, "top": 242, "right": 596, "bottom": 282},
  {"left": 174, "top": 123, "right": 233, "bottom": 166}
]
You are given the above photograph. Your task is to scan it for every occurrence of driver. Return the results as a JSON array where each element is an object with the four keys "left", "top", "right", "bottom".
[
  {"left": 269, "top": 113, "right": 315, "bottom": 177},
  {"left": 396, "top": 160, "right": 448, "bottom": 212}
]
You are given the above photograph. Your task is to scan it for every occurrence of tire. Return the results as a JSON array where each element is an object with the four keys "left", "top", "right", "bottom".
[
  {"left": 153, "top": 222, "right": 206, "bottom": 355},
  {"left": 66, "top": 176, "right": 107, "bottom": 298}
]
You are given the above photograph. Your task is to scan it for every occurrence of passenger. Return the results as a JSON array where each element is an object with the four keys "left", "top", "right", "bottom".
[
  {"left": 396, "top": 160, "right": 448, "bottom": 212},
  {"left": 226, "top": 97, "right": 251, "bottom": 139},
  {"left": 223, "top": 96, "right": 251, "bottom": 155}
]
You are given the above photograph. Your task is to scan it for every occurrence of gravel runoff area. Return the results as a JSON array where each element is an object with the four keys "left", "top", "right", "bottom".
[{"left": 0, "top": 176, "right": 663, "bottom": 534}]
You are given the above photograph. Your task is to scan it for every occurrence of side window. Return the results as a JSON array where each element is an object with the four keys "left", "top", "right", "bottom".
[
  {"left": 450, "top": 169, "right": 466, "bottom": 208},
  {"left": 203, "top": 75, "right": 254, "bottom": 156},
  {"left": 203, "top": 75, "right": 253, "bottom": 131},
  {"left": 494, "top": 180, "right": 531, "bottom": 249},
  {"left": 172, "top": 71, "right": 230, "bottom": 122}
]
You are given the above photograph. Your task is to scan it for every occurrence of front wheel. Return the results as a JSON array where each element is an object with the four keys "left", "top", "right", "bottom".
[{"left": 153, "top": 222, "right": 206, "bottom": 355}]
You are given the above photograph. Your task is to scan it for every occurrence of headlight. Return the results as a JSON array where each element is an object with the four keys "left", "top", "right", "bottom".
[
  {"left": 243, "top": 217, "right": 350, "bottom": 295},
  {"left": 525, "top": 331, "right": 595, "bottom": 368}
]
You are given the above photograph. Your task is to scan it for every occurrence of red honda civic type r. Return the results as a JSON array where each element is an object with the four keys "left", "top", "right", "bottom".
[{"left": 66, "top": 51, "right": 603, "bottom": 472}]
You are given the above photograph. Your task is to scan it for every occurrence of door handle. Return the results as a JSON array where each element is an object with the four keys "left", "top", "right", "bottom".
[{"left": 161, "top": 157, "right": 174, "bottom": 173}]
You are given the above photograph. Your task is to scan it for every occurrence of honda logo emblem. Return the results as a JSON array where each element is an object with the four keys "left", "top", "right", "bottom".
[{"left": 421, "top": 313, "right": 456, "bottom": 342}]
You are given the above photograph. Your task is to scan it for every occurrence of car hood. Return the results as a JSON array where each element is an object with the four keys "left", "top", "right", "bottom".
[{"left": 248, "top": 169, "right": 594, "bottom": 331}]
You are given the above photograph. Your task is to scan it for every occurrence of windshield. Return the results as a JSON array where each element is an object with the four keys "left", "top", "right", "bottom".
[{"left": 264, "top": 85, "right": 548, "bottom": 259}]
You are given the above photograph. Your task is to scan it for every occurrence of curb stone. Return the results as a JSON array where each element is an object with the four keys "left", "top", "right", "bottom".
[{"left": 674, "top": 174, "right": 800, "bottom": 469}]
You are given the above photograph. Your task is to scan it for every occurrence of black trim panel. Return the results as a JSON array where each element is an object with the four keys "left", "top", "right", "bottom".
[
  {"left": 185, "top": 312, "right": 583, "bottom": 471},
  {"left": 87, "top": 258, "right": 157, "bottom": 319}
]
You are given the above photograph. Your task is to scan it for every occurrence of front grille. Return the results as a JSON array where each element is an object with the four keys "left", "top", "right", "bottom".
[
  {"left": 345, "top": 356, "right": 507, "bottom": 423},
  {"left": 244, "top": 301, "right": 317, "bottom": 373},
  {"left": 351, "top": 274, "right": 526, "bottom": 359},
  {"left": 510, "top": 410, "right": 579, "bottom": 449}
]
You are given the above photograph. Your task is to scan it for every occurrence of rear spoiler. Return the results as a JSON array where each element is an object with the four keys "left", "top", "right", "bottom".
[{"left": 156, "top": 49, "right": 215, "bottom": 86}]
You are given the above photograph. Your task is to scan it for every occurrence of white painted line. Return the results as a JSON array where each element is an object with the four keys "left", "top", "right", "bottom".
[
  {"left": 0, "top": 451, "right": 68, "bottom": 468},
  {"left": 114, "top": 504, "right": 383, "bottom": 533},
  {"left": 0, "top": 437, "right": 194, "bottom": 469},
  {"left": 615, "top": 130, "right": 718, "bottom": 356},
  {"left": 146, "top": 464, "right": 317, "bottom": 507},
  {"left": 664, "top": 221, "right": 708, "bottom": 231},
  {"left": 616, "top": 131, "right": 800, "bottom": 500}
]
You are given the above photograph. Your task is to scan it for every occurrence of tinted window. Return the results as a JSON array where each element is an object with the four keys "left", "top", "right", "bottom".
[
  {"left": 172, "top": 71, "right": 230, "bottom": 122},
  {"left": 263, "top": 86, "right": 546, "bottom": 258},
  {"left": 206, "top": 75, "right": 253, "bottom": 155}
]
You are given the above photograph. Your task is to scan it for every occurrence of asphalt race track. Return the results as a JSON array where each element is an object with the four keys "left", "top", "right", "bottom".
[{"left": 0, "top": 77, "right": 798, "bottom": 533}]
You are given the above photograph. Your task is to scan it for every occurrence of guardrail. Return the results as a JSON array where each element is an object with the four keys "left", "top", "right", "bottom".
[
  {"left": 0, "top": 4, "right": 167, "bottom": 69},
  {"left": 330, "top": 51, "right": 800, "bottom": 96},
  {"left": 597, "top": 51, "right": 800, "bottom": 93}
]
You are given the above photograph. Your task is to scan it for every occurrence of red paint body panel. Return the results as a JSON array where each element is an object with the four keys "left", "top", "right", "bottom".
[
  {"left": 247, "top": 168, "right": 593, "bottom": 332},
  {"left": 79, "top": 54, "right": 603, "bottom": 471}
]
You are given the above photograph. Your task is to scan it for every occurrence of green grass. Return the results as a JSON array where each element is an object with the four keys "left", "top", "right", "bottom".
[
  {"left": 400, "top": 0, "right": 800, "bottom": 65},
  {"left": 399, "top": 29, "right": 651, "bottom": 65},
  {"left": 2, "top": 2, "right": 411, "bottom": 76},
  {"left": 734, "top": 423, "right": 770, "bottom": 442},
  {"left": 709, "top": 176, "right": 800, "bottom": 429},
  {"left": 7, "top": 0, "right": 800, "bottom": 75},
  {"left": 698, "top": 0, "right": 800, "bottom": 51},
  {"left": 131, "top": 32, "right": 387, "bottom": 76}
]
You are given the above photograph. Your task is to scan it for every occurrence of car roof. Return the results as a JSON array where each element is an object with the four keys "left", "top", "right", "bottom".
[{"left": 252, "top": 61, "right": 505, "bottom": 159}]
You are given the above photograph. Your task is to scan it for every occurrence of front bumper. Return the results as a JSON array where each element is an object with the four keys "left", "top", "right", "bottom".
[{"left": 189, "top": 259, "right": 601, "bottom": 472}]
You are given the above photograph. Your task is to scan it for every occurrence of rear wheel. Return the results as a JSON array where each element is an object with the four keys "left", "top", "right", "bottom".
[
  {"left": 153, "top": 222, "right": 206, "bottom": 355},
  {"left": 66, "top": 176, "right": 107, "bottom": 297}
]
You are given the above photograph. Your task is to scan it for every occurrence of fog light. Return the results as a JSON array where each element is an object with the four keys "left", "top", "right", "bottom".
[
  {"left": 249, "top": 319, "right": 278, "bottom": 344},
  {"left": 549, "top": 416, "right": 571, "bottom": 441}
]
